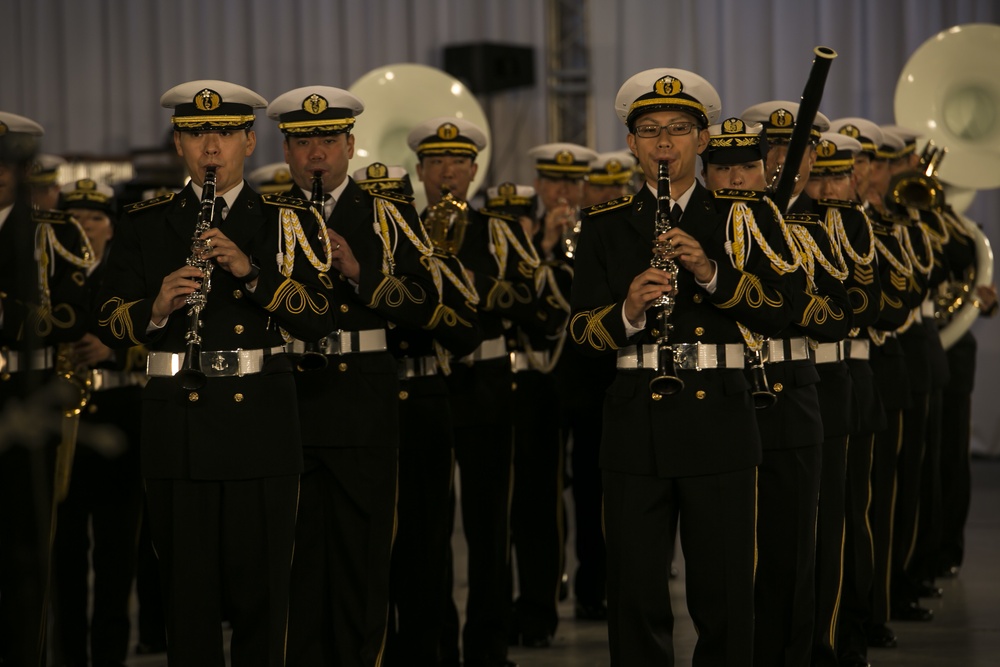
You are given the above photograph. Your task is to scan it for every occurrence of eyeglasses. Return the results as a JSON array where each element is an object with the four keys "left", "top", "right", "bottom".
[{"left": 634, "top": 122, "right": 697, "bottom": 138}]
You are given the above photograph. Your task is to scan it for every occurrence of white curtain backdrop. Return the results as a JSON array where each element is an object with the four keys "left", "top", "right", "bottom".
[{"left": 2, "top": 0, "right": 998, "bottom": 451}]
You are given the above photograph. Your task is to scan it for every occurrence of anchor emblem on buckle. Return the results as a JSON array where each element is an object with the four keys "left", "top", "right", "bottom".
[{"left": 211, "top": 354, "right": 228, "bottom": 372}]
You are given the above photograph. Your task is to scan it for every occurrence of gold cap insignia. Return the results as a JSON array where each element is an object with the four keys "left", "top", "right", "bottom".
[
  {"left": 723, "top": 118, "right": 746, "bottom": 134},
  {"left": 78, "top": 178, "right": 97, "bottom": 190},
  {"left": 606, "top": 160, "right": 622, "bottom": 173},
  {"left": 654, "top": 75, "right": 683, "bottom": 97},
  {"left": 366, "top": 162, "right": 389, "bottom": 179},
  {"left": 770, "top": 108, "right": 793, "bottom": 128},
  {"left": 194, "top": 88, "right": 222, "bottom": 111},
  {"left": 498, "top": 182, "right": 517, "bottom": 197},
  {"left": 555, "top": 150, "right": 575, "bottom": 165},
  {"left": 437, "top": 123, "right": 459, "bottom": 140},
  {"left": 303, "top": 94, "right": 329, "bottom": 115},
  {"left": 817, "top": 140, "right": 837, "bottom": 158},
  {"left": 274, "top": 170, "right": 291, "bottom": 183},
  {"left": 839, "top": 124, "right": 860, "bottom": 139}
]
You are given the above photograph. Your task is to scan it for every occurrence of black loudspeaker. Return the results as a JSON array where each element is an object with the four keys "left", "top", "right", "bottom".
[{"left": 443, "top": 42, "right": 535, "bottom": 94}]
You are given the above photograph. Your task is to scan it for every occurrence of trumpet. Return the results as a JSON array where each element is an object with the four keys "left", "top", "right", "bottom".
[
  {"left": 425, "top": 187, "right": 469, "bottom": 254},
  {"left": 885, "top": 142, "right": 948, "bottom": 217},
  {"left": 556, "top": 198, "right": 582, "bottom": 259},
  {"left": 648, "top": 160, "right": 684, "bottom": 396},
  {"left": 176, "top": 166, "right": 217, "bottom": 391}
]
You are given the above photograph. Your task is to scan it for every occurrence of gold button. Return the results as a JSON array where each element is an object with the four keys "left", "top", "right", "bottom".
[
  {"left": 695, "top": 327, "right": 705, "bottom": 336},
  {"left": 87, "top": 404, "right": 98, "bottom": 414},
  {"left": 693, "top": 294, "right": 703, "bottom": 303},
  {"left": 234, "top": 325, "right": 244, "bottom": 334},
  {"left": 1, "top": 372, "right": 10, "bottom": 382},
  {"left": 338, "top": 362, "right": 348, "bottom": 372},
  {"left": 188, "top": 392, "right": 199, "bottom": 402},
  {"left": 696, "top": 390, "right": 706, "bottom": 400},
  {"left": 399, "top": 390, "right": 409, "bottom": 400},
  {"left": 399, "top": 341, "right": 409, "bottom": 350},
  {"left": 512, "top": 381, "right": 518, "bottom": 391},
  {"left": 340, "top": 303, "right": 349, "bottom": 313},
  {"left": 651, "top": 329, "right": 660, "bottom": 338},
  {"left": 233, "top": 289, "right": 243, "bottom": 299},
  {"left": 234, "top": 393, "right": 244, "bottom": 402},
  {"left": 773, "top": 383, "right": 784, "bottom": 392},
  {"left": 651, "top": 392, "right": 662, "bottom": 401}
]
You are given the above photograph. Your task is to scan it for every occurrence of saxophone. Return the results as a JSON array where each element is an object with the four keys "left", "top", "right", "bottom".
[
  {"left": 648, "top": 160, "right": 684, "bottom": 396},
  {"left": 176, "top": 166, "right": 218, "bottom": 391},
  {"left": 425, "top": 187, "right": 469, "bottom": 254}
]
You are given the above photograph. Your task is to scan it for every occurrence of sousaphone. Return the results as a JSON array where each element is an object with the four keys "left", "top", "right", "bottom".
[
  {"left": 895, "top": 23, "right": 999, "bottom": 348},
  {"left": 349, "top": 63, "right": 492, "bottom": 213}
]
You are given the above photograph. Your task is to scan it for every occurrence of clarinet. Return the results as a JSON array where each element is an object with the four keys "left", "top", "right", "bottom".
[
  {"left": 295, "top": 170, "right": 330, "bottom": 371},
  {"left": 176, "top": 166, "right": 217, "bottom": 391},
  {"left": 648, "top": 160, "right": 684, "bottom": 396}
]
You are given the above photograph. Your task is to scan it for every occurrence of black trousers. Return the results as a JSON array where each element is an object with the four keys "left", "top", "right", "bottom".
[
  {"left": 604, "top": 466, "right": 756, "bottom": 667},
  {"left": 510, "top": 370, "right": 565, "bottom": 639},
  {"left": 386, "top": 376, "right": 455, "bottom": 666},
  {"left": 869, "top": 409, "right": 902, "bottom": 626},
  {"left": 838, "top": 433, "right": 875, "bottom": 663},
  {"left": 286, "top": 447, "right": 397, "bottom": 667},
  {"left": 890, "top": 392, "right": 930, "bottom": 607},
  {"left": 145, "top": 475, "right": 299, "bottom": 667},
  {"left": 753, "top": 445, "right": 822, "bottom": 667},
  {"left": 568, "top": 396, "right": 606, "bottom": 608},
  {"left": 938, "top": 334, "right": 977, "bottom": 570},
  {"left": 812, "top": 434, "right": 848, "bottom": 667}
]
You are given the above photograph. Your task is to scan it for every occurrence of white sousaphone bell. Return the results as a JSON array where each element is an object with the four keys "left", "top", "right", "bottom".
[
  {"left": 895, "top": 23, "right": 998, "bottom": 348},
  {"left": 349, "top": 63, "right": 492, "bottom": 213}
]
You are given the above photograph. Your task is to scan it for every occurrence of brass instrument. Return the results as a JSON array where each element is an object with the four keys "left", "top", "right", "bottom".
[
  {"left": 425, "top": 187, "right": 469, "bottom": 254},
  {"left": 176, "top": 166, "right": 218, "bottom": 391},
  {"left": 885, "top": 143, "right": 948, "bottom": 217},
  {"left": 52, "top": 342, "right": 92, "bottom": 502},
  {"left": 295, "top": 170, "right": 331, "bottom": 372},
  {"left": 648, "top": 160, "right": 684, "bottom": 396},
  {"left": 556, "top": 198, "right": 582, "bottom": 259}
]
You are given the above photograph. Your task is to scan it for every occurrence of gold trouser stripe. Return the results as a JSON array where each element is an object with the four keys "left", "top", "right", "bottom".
[
  {"left": 902, "top": 395, "right": 931, "bottom": 569},
  {"left": 884, "top": 410, "right": 904, "bottom": 612}
]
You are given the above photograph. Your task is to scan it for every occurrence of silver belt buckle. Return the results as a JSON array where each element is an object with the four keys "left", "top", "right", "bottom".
[
  {"left": 674, "top": 343, "right": 696, "bottom": 371},
  {"left": 204, "top": 350, "right": 241, "bottom": 377}
]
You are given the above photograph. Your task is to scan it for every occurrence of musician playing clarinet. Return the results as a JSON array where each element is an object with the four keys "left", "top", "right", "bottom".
[
  {"left": 93, "top": 80, "right": 333, "bottom": 667},
  {"left": 568, "top": 68, "right": 794, "bottom": 666}
]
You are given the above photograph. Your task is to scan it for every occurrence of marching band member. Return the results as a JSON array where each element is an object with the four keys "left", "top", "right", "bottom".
[
  {"left": 0, "top": 110, "right": 90, "bottom": 667},
  {"left": 570, "top": 68, "right": 793, "bottom": 665},
  {"left": 94, "top": 80, "right": 333, "bottom": 666}
]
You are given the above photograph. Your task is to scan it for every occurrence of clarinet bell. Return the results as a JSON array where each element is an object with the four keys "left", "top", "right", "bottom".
[
  {"left": 295, "top": 348, "right": 329, "bottom": 372},
  {"left": 177, "top": 367, "right": 207, "bottom": 391},
  {"left": 750, "top": 366, "right": 777, "bottom": 409},
  {"left": 649, "top": 371, "right": 685, "bottom": 396}
]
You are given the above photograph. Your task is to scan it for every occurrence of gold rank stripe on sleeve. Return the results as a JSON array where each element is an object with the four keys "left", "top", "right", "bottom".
[
  {"left": 366, "top": 274, "right": 428, "bottom": 310},
  {"left": 783, "top": 213, "right": 821, "bottom": 224},
  {"left": 797, "top": 294, "right": 846, "bottom": 328},
  {"left": 583, "top": 194, "right": 633, "bottom": 216},
  {"left": 569, "top": 304, "right": 619, "bottom": 352},
  {"left": 263, "top": 278, "right": 330, "bottom": 314},
  {"left": 124, "top": 193, "right": 175, "bottom": 213},
  {"left": 97, "top": 297, "right": 143, "bottom": 345},
  {"left": 712, "top": 188, "right": 765, "bottom": 201},
  {"left": 31, "top": 209, "right": 71, "bottom": 224},
  {"left": 716, "top": 273, "right": 784, "bottom": 310},
  {"left": 484, "top": 279, "right": 533, "bottom": 310},
  {"left": 261, "top": 193, "right": 310, "bottom": 211}
]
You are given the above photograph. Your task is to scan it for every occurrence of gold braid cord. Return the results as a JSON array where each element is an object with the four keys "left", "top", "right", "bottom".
[
  {"left": 489, "top": 216, "right": 540, "bottom": 280},
  {"left": 33, "top": 219, "right": 95, "bottom": 335},
  {"left": 867, "top": 327, "right": 889, "bottom": 346},
  {"left": 824, "top": 206, "right": 876, "bottom": 266},
  {"left": 521, "top": 263, "right": 572, "bottom": 373},
  {"left": 280, "top": 207, "right": 333, "bottom": 276},
  {"left": 569, "top": 304, "right": 619, "bottom": 352},
  {"left": 264, "top": 278, "right": 330, "bottom": 315},
  {"left": 789, "top": 224, "right": 849, "bottom": 292},
  {"left": 920, "top": 210, "right": 950, "bottom": 248},
  {"left": 873, "top": 228, "right": 914, "bottom": 276},
  {"left": 900, "top": 223, "right": 934, "bottom": 276}
]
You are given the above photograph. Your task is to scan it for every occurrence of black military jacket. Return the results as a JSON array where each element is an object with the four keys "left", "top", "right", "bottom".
[
  {"left": 569, "top": 183, "right": 793, "bottom": 477},
  {"left": 94, "top": 183, "right": 333, "bottom": 480}
]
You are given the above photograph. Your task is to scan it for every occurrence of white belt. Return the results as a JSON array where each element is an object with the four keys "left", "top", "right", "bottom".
[
  {"left": 0, "top": 347, "right": 56, "bottom": 374},
  {"left": 460, "top": 336, "right": 508, "bottom": 363},
  {"left": 510, "top": 349, "right": 551, "bottom": 373},
  {"left": 286, "top": 329, "right": 387, "bottom": 356},
  {"left": 762, "top": 337, "right": 810, "bottom": 363},
  {"left": 810, "top": 341, "right": 842, "bottom": 365},
  {"left": 90, "top": 369, "right": 147, "bottom": 391},
  {"left": 921, "top": 299, "right": 936, "bottom": 318},
  {"left": 146, "top": 347, "right": 286, "bottom": 378},
  {"left": 616, "top": 343, "right": 746, "bottom": 371},
  {"left": 398, "top": 355, "right": 439, "bottom": 379},
  {"left": 842, "top": 338, "right": 870, "bottom": 360}
]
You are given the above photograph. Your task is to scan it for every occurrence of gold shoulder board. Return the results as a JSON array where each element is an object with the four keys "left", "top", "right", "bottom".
[
  {"left": 818, "top": 198, "right": 856, "bottom": 209},
  {"left": 480, "top": 208, "right": 516, "bottom": 222},
  {"left": 261, "top": 193, "right": 310, "bottom": 211},
  {"left": 784, "top": 212, "right": 821, "bottom": 224},
  {"left": 713, "top": 188, "right": 765, "bottom": 201},
  {"left": 124, "top": 193, "right": 175, "bottom": 214},
  {"left": 585, "top": 195, "right": 634, "bottom": 216},
  {"left": 371, "top": 191, "right": 414, "bottom": 206},
  {"left": 32, "top": 209, "right": 70, "bottom": 224}
]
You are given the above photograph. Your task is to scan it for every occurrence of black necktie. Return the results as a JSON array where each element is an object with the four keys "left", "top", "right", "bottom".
[
  {"left": 213, "top": 197, "right": 226, "bottom": 225},
  {"left": 671, "top": 203, "right": 682, "bottom": 225}
]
